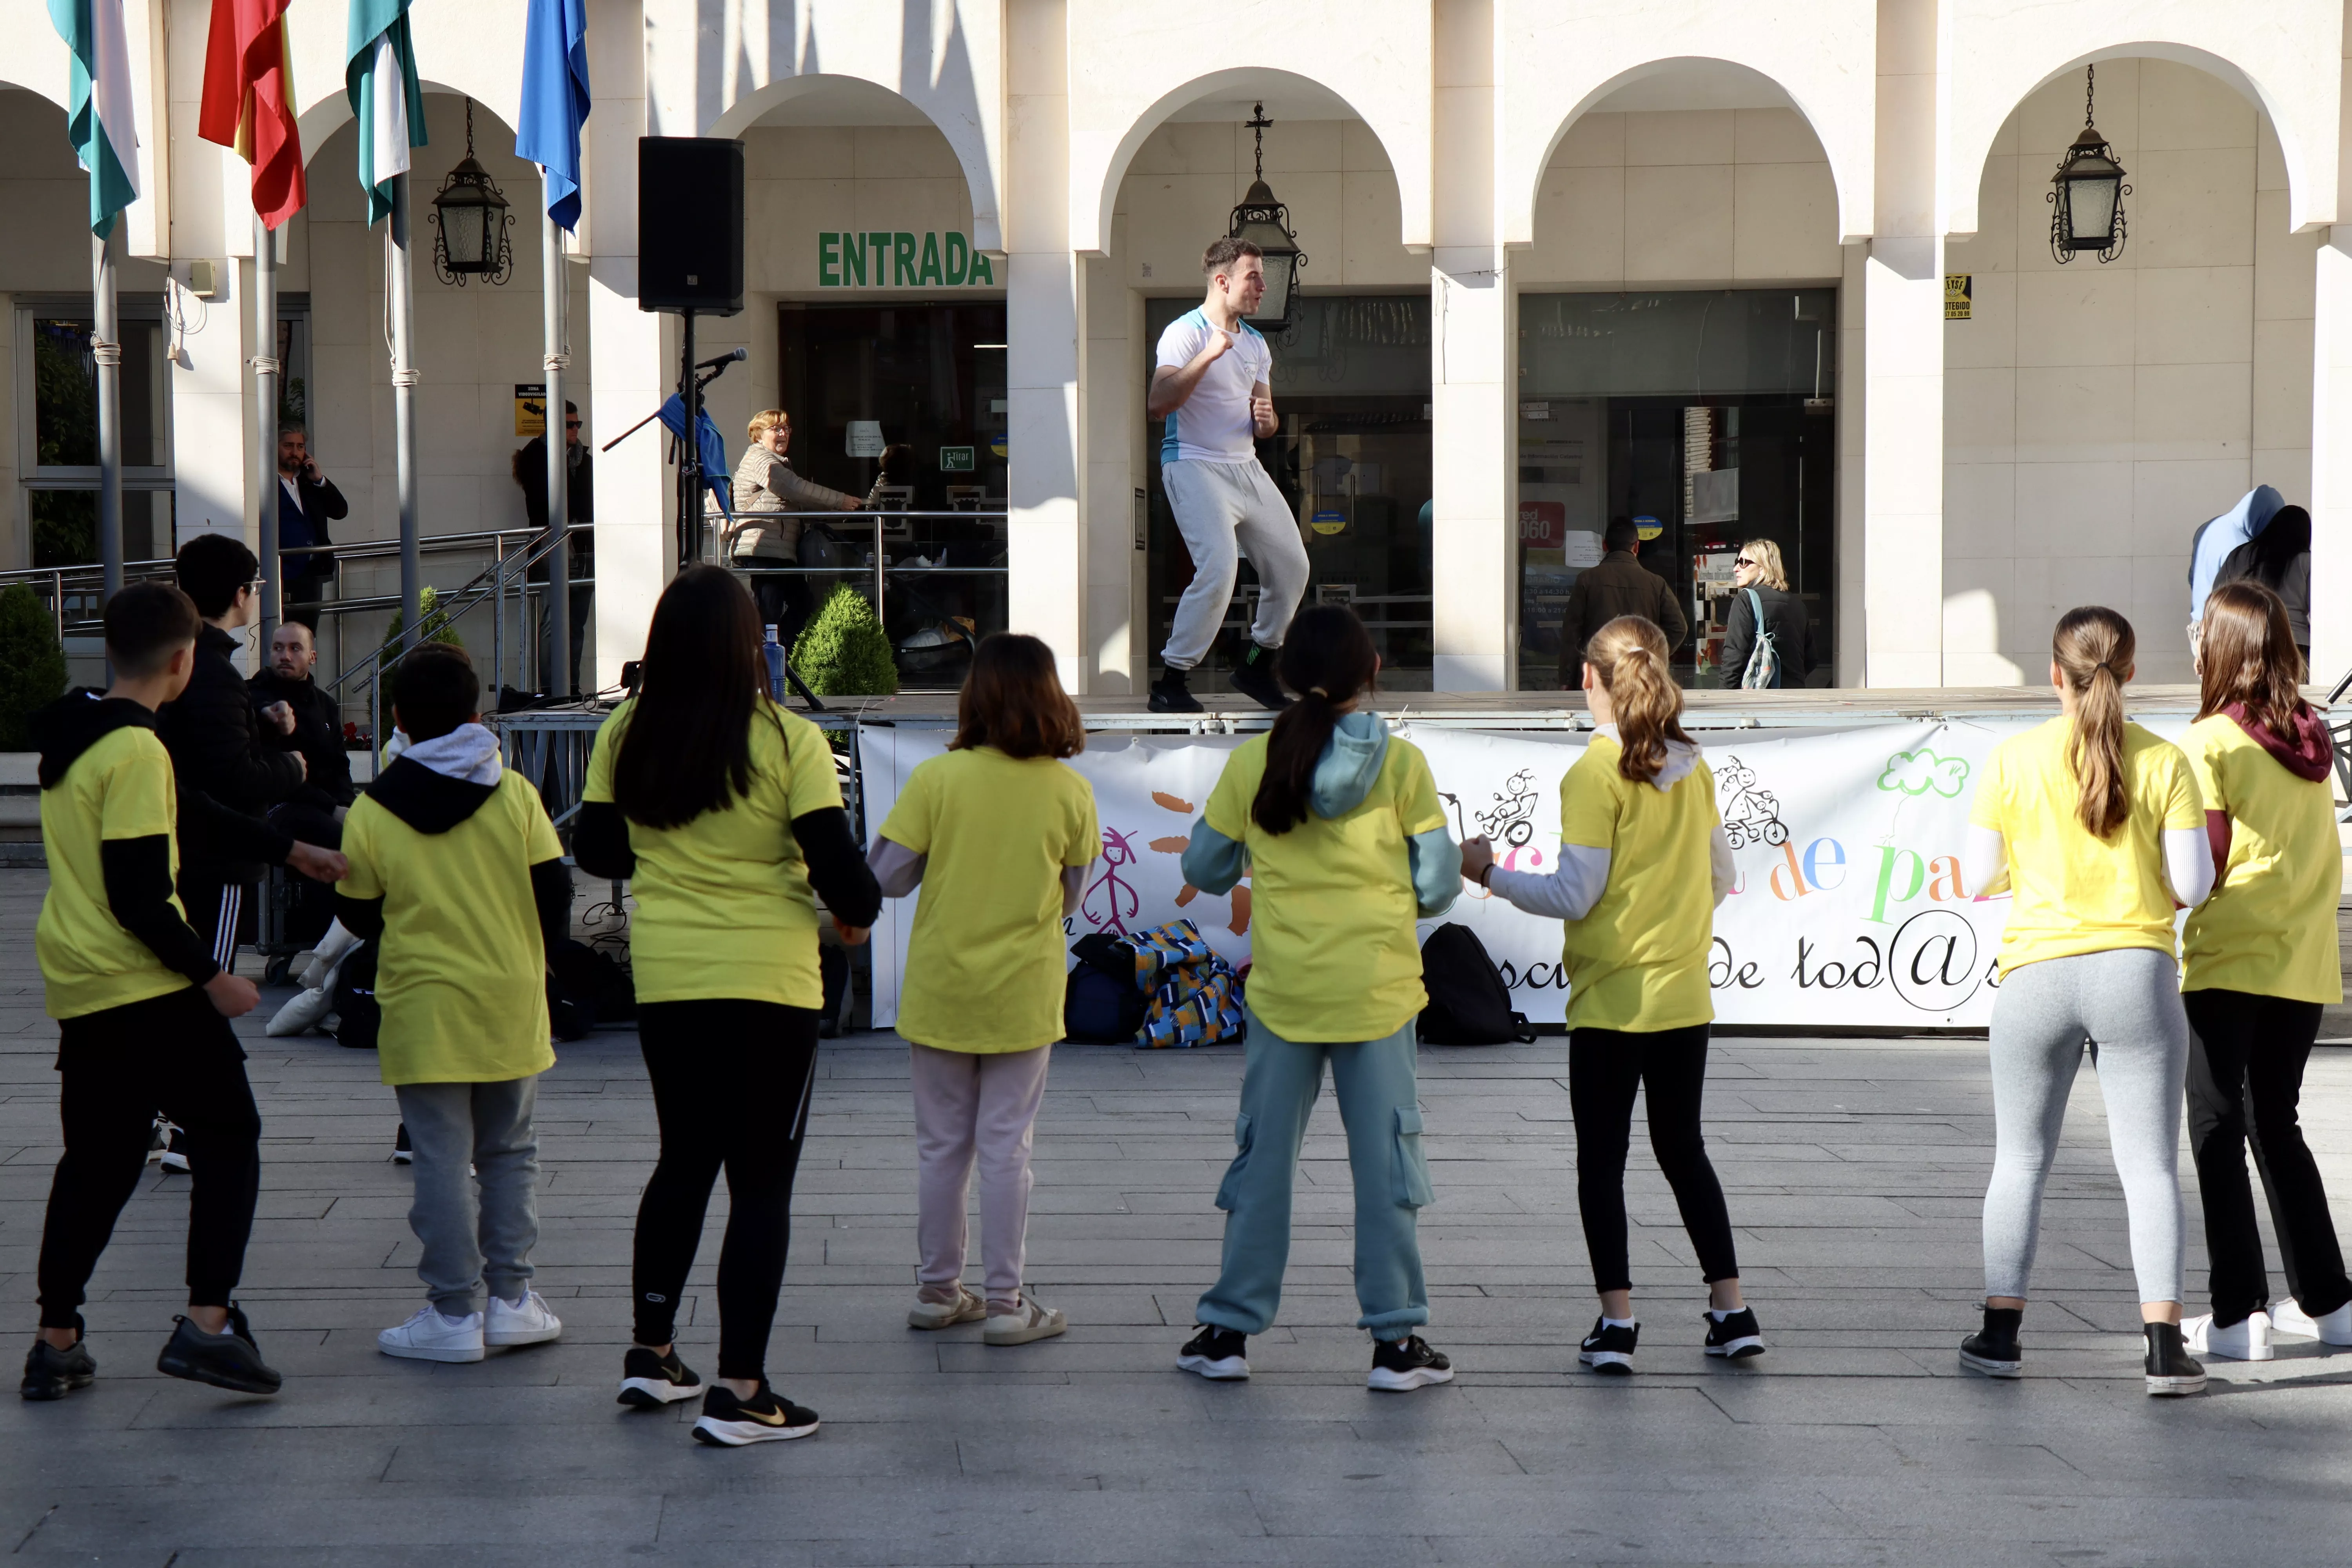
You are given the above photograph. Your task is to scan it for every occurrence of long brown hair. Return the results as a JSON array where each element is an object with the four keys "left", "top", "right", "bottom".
[
  {"left": 1251, "top": 605, "right": 1377, "bottom": 834},
  {"left": 2052, "top": 606, "right": 2135, "bottom": 840},
  {"left": 610, "top": 565, "right": 773, "bottom": 829},
  {"left": 1585, "top": 616, "right": 1691, "bottom": 784},
  {"left": 2196, "top": 580, "right": 2303, "bottom": 737},
  {"left": 950, "top": 633, "right": 1084, "bottom": 759}
]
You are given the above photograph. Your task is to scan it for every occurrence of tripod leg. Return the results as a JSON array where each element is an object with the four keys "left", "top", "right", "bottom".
[{"left": 786, "top": 655, "right": 826, "bottom": 713}]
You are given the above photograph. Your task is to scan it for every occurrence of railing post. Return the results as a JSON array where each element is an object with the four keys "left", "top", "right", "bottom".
[{"left": 873, "top": 510, "right": 886, "bottom": 615}]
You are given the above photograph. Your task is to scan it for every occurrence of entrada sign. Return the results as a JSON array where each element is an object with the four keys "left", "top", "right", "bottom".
[{"left": 818, "top": 231, "right": 996, "bottom": 288}]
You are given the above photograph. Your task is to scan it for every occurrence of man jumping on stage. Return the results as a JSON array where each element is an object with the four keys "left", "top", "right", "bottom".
[{"left": 1145, "top": 237, "right": 1307, "bottom": 713}]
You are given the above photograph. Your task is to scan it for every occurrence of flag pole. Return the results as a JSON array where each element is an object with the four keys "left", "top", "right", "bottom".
[
  {"left": 255, "top": 213, "right": 281, "bottom": 651},
  {"left": 543, "top": 183, "right": 570, "bottom": 697},
  {"left": 389, "top": 170, "right": 421, "bottom": 650},
  {"left": 91, "top": 222, "right": 123, "bottom": 607}
]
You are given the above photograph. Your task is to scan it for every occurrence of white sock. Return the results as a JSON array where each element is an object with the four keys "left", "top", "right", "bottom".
[
  {"left": 1602, "top": 1315, "right": 1635, "bottom": 1330},
  {"left": 1708, "top": 1308, "right": 1739, "bottom": 1321}
]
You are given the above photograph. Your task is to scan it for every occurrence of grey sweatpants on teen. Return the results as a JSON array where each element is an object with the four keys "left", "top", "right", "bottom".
[
  {"left": 1160, "top": 459, "right": 1309, "bottom": 670},
  {"left": 394, "top": 1076, "right": 542, "bottom": 1316},
  {"left": 1983, "top": 948, "right": 2189, "bottom": 1305}
]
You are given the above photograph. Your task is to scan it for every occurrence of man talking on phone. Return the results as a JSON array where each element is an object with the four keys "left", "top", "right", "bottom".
[
  {"left": 275, "top": 425, "right": 346, "bottom": 632},
  {"left": 1145, "top": 237, "right": 1307, "bottom": 713}
]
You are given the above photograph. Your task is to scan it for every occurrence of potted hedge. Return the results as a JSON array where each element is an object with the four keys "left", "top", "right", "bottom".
[
  {"left": 0, "top": 585, "right": 68, "bottom": 750},
  {"left": 795, "top": 585, "right": 898, "bottom": 697}
]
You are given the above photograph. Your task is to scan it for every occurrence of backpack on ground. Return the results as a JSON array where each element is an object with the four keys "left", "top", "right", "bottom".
[
  {"left": 1739, "top": 587, "right": 1783, "bottom": 690},
  {"left": 332, "top": 941, "right": 381, "bottom": 1050},
  {"left": 1063, "top": 933, "right": 1149, "bottom": 1044},
  {"left": 1417, "top": 923, "right": 1537, "bottom": 1045}
]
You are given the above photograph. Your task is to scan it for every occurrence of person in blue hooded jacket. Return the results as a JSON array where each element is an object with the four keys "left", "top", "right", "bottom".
[{"left": 1171, "top": 604, "right": 1465, "bottom": 1392}]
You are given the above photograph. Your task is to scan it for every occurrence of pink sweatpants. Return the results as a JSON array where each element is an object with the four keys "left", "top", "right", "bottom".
[{"left": 909, "top": 1042, "right": 1053, "bottom": 1307}]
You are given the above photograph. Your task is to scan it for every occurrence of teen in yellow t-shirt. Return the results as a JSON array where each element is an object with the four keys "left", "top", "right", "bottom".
[
  {"left": 571, "top": 566, "right": 880, "bottom": 1446},
  {"left": 1464, "top": 614, "right": 1754, "bottom": 1375},
  {"left": 2177, "top": 582, "right": 2352, "bottom": 1353},
  {"left": 1174, "top": 606, "right": 1462, "bottom": 1393},
  {"left": 1957, "top": 607, "right": 2213, "bottom": 1395},
  {"left": 871, "top": 634, "right": 1099, "bottom": 1348}
]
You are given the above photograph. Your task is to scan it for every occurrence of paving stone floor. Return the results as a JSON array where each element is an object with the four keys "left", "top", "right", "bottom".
[{"left": 4, "top": 869, "right": 2352, "bottom": 1563}]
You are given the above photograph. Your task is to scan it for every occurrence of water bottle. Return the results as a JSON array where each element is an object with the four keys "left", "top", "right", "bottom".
[{"left": 762, "top": 624, "right": 786, "bottom": 701}]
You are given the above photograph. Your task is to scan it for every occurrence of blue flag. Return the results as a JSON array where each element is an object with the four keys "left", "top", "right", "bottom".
[
  {"left": 659, "top": 396, "right": 733, "bottom": 518},
  {"left": 515, "top": 0, "right": 590, "bottom": 231}
]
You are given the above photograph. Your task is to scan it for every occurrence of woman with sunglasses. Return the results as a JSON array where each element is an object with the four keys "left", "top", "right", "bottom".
[{"left": 1718, "top": 540, "right": 1813, "bottom": 690}]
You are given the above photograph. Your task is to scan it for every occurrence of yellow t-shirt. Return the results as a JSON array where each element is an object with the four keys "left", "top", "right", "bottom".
[
  {"left": 1556, "top": 736, "right": 1720, "bottom": 1033},
  {"left": 583, "top": 698, "right": 842, "bottom": 1009},
  {"left": 37, "top": 725, "right": 194, "bottom": 1020},
  {"left": 881, "top": 747, "right": 1100, "bottom": 1053},
  {"left": 1203, "top": 732, "right": 1447, "bottom": 1043},
  {"left": 339, "top": 770, "right": 564, "bottom": 1085},
  {"left": 1969, "top": 717, "right": 2203, "bottom": 978},
  {"left": 2181, "top": 714, "right": 2343, "bottom": 1003}
]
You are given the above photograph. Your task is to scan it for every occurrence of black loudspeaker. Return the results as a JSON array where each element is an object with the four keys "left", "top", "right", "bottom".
[{"left": 638, "top": 137, "right": 744, "bottom": 315}]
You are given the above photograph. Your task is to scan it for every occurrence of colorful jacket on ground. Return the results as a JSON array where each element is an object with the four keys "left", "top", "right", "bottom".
[{"left": 1127, "top": 919, "right": 1246, "bottom": 1049}]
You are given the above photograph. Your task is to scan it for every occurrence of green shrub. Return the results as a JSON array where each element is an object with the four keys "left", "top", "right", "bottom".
[
  {"left": 0, "top": 585, "right": 69, "bottom": 750},
  {"left": 380, "top": 586, "right": 467, "bottom": 717},
  {"left": 795, "top": 585, "right": 898, "bottom": 697}
]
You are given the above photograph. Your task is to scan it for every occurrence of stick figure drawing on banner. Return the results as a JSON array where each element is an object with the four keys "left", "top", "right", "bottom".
[{"left": 1083, "top": 825, "right": 1142, "bottom": 933}]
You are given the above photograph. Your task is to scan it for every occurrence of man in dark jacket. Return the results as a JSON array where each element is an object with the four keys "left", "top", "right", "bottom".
[
  {"left": 249, "top": 621, "right": 354, "bottom": 951},
  {"left": 517, "top": 401, "right": 593, "bottom": 697},
  {"left": 1557, "top": 519, "right": 1691, "bottom": 687},
  {"left": 275, "top": 426, "right": 347, "bottom": 631}
]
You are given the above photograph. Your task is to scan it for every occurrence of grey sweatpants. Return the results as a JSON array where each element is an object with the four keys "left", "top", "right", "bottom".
[
  {"left": 1982, "top": 947, "right": 2189, "bottom": 1305},
  {"left": 1160, "top": 459, "right": 1309, "bottom": 670},
  {"left": 395, "top": 1076, "right": 542, "bottom": 1316}
]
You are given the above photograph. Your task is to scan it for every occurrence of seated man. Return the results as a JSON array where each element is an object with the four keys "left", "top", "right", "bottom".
[{"left": 249, "top": 621, "right": 354, "bottom": 949}]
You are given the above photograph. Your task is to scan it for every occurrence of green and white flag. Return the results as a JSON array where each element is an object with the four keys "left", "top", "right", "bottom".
[
  {"left": 345, "top": 0, "right": 426, "bottom": 227},
  {"left": 48, "top": 0, "right": 140, "bottom": 236}
]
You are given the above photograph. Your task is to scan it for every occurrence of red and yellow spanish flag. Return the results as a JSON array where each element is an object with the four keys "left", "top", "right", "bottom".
[{"left": 198, "top": 0, "right": 306, "bottom": 229}]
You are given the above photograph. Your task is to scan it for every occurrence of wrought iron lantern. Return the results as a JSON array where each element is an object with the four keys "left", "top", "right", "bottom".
[
  {"left": 2048, "top": 65, "right": 2129, "bottom": 265},
  {"left": 430, "top": 100, "right": 514, "bottom": 286},
  {"left": 1229, "top": 103, "right": 1307, "bottom": 325}
]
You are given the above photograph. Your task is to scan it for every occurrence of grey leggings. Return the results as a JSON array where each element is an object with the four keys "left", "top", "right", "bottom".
[{"left": 1983, "top": 947, "right": 2188, "bottom": 1305}]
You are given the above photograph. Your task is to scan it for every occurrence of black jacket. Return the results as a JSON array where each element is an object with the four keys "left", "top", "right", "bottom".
[
  {"left": 158, "top": 624, "right": 301, "bottom": 882},
  {"left": 276, "top": 472, "right": 346, "bottom": 584},
  {"left": 518, "top": 437, "right": 594, "bottom": 582},
  {"left": 1719, "top": 583, "right": 1814, "bottom": 688},
  {"left": 249, "top": 668, "right": 355, "bottom": 809},
  {"left": 1557, "top": 550, "right": 1690, "bottom": 684}
]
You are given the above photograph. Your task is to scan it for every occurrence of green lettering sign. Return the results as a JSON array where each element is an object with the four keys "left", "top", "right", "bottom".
[
  {"left": 818, "top": 232, "right": 840, "bottom": 288},
  {"left": 816, "top": 231, "right": 996, "bottom": 288},
  {"left": 893, "top": 232, "right": 918, "bottom": 286}
]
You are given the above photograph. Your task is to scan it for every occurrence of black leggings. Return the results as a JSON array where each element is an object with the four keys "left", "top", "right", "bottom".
[
  {"left": 1569, "top": 1023, "right": 1740, "bottom": 1294},
  {"left": 38, "top": 987, "right": 262, "bottom": 1328},
  {"left": 632, "top": 999, "right": 820, "bottom": 1381},
  {"left": 2183, "top": 989, "right": 2352, "bottom": 1325}
]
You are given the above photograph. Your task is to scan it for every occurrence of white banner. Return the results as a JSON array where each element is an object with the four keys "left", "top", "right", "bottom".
[{"left": 857, "top": 716, "right": 2195, "bottom": 1031}]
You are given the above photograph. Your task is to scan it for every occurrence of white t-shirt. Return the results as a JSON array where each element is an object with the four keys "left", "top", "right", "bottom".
[{"left": 1155, "top": 308, "right": 1273, "bottom": 464}]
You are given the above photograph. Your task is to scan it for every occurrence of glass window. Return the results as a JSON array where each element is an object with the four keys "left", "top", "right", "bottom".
[
  {"left": 20, "top": 304, "right": 173, "bottom": 567},
  {"left": 1517, "top": 289, "right": 1836, "bottom": 688},
  {"left": 1145, "top": 294, "right": 1434, "bottom": 689}
]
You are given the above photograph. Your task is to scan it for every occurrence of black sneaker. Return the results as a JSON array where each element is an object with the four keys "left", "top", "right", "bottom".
[
  {"left": 1227, "top": 642, "right": 1292, "bottom": 711},
  {"left": 145, "top": 1117, "right": 169, "bottom": 1165},
  {"left": 1147, "top": 668, "right": 1205, "bottom": 714},
  {"left": 1703, "top": 1307, "right": 1766, "bottom": 1359},
  {"left": 1579, "top": 1317, "right": 1639, "bottom": 1375},
  {"left": 20, "top": 1325, "right": 95, "bottom": 1402},
  {"left": 691, "top": 1383, "right": 820, "bottom": 1445},
  {"left": 1367, "top": 1334, "right": 1454, "bottom": 1391},
  {"left": 2145, "top": 1321, "right": 2208, "bottom": 1397},
  {"left": 392, "top": 1123, "right": 413, "bottom": 1165},
  {"left": 1176, "top": 1324, "right": 1250, "bottom": 1380},
  {"left": 156, "top": 1303, "right": 281, "bottom": 1395},
  {"left": 1958, "top": 1304, "right": 2024, "bottom": 1379},
  {"left": 617, "top": 1346, "right": 704, "bottom": 1408},
  {"left": 158, "top": 1126, "right": 190, "bottom": 1175}
]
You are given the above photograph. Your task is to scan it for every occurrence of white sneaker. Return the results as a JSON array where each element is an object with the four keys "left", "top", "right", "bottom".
[
  {"left": 2182, "top": 1310, "right": 2274, "bottom": 1362},
  {"left": 982, "top": 1298, "right": 1067, "bottom": 1347},
  {"left": 485, "top": 1290, "right": 563, "bottom": 1347},
  {"left": 378, "top": 1306, "right": 485, "bottom": 1363},
  {"left": 2269, "top": 1296, "right": 2352, "bottom": 1345},
  {"left": 906, "top": 1285, "right": 985, "bottom": 1330}
]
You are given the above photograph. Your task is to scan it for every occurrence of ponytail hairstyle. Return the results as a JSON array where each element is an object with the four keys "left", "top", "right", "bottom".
[
  {"left": 1250, "top": 604, "right": 1378, "bottom": 835},
  {"left": 2195, "top": 580, "right": 2303, "bottom": 739},
  {"left": 2051, "top": 605, "right": 2136, "bottom": 840},
  {"left": 1584, "top": 615, "right": 1691, "bottom": 784}
]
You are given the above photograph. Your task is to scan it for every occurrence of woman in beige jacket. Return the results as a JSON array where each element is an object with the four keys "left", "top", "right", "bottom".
[{"left": 729, "top": 409, "right": 861, "bottom": 645}]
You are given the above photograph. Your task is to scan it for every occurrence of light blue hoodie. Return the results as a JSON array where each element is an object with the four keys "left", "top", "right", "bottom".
[{"left": 1181, "top": 712, "right": 1461, "bottom": 916}]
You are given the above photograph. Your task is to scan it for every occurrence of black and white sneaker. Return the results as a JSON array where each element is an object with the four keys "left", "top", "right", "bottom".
[
  {"left": 158, "top": 1126, "right": 190, "bottom": 1175},
  {"left": 691, "top": 1383, "right": 820, "bottom": 1445},
  {"left": 1958, "top": 1304, "right": 2024, "bottom": 1379},
  {"left": 1703, "top": 1307, "right": 1766, "bottom": 1359},
  {"left": 1579, "top": 1317, "right": 1639, "bottom": 1375},
  {"left": 392, "top": 1123, "right": 413, "bottom": 1165},
  {"left": 617, "top": 1346, "right": 704, "bottom": 1408},
  {"left": 1367, "top": 1334, "right": 1454, "bottom": 1391},
  {"left": 145, "top": 1117, "right": 170, "bottom": 1165},
  {"left": 2144, "top": 1321, "right": 2208, "bottom": 1397},
  {"left": 1176, "top": 1324, "right": 1249, "bottom": 1380},
  {"left": 1147, "top": 668, "right": 1205, "bottom": 715},
  {"left": 1227, "top": 642, "right": 1292, "bottom": 711}
]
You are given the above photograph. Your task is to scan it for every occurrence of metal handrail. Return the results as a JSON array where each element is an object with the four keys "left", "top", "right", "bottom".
[{"left": 717, "top": 507, "right": 1008, "bottom": 614}]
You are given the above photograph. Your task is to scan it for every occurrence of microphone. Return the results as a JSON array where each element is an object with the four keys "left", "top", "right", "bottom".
[{"left": 695, "top": 347, "right": 749, "bottom": 371}]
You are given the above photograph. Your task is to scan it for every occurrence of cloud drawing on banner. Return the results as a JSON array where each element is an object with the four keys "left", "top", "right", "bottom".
[{"left": 1878, "top": 749, "right": 1970, "bottom": 798}]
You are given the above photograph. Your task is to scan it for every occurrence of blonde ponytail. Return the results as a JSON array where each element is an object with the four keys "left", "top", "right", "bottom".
[
  {"left": 2052, "top": 606, "right": 2135, "bottom": 839},
  {"left": 1586, "top": 615, "right": 1691, "bottom": 784}
]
